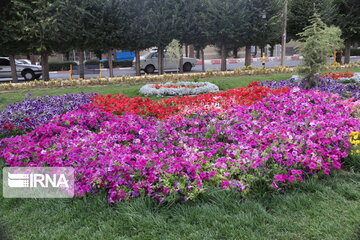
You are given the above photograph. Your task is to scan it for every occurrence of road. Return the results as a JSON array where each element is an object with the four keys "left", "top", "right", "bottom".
[{"left": 1, "top": 57, "right": 359, "bottom": 82}]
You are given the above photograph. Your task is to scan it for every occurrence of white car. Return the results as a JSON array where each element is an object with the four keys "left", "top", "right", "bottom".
[
  {"left": 0, "top": 57, "right": 42, "bottom": 81},
  {"left": 136, "top": 51, "right": 197, "bottom": 74}
]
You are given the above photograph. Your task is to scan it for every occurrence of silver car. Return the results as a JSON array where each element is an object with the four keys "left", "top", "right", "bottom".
[
  {"left": 135, "top": 51, "right": 198, "bottom": 74},
  {"left": 0, "top": 57, "right": 42, "bottom": 81}
]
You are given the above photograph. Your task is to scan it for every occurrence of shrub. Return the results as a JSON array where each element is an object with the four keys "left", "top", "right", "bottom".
[
  {"left": 102, "top": 60, "right": 133, "bottom": 68},
  {"left": 49, "top": 61, "right": 78, "bottom": 71},
  {"left": 85, "top": 59, "right": 133, "bottom": 68},
  {"left": 85, "top": 59, "right": 101, "bottom": 65},
  {"left": 351, "top": 48, "right": 360, "bottom": 56},
  {"left": 297, "top": 14, "right": 343, "bottom": 88}
]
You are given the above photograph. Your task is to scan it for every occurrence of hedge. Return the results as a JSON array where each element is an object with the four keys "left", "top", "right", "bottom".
[
  {"left": 48, "top": 61, "right": 78, "bottom": 71},
  {"left": 85, "top": 59, "right": 133, "bottom": 68},
  {"left": 351, "top": 48, "right": 360, "bottom": 56}
]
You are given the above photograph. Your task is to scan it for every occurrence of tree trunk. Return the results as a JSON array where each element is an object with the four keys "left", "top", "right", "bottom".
[
  {"left": 269, "top": 45, "right": 274, "bottom": 57},
  {"left": 9, "top": 55, "right": 18, "bottom": 83},
  {"left": 108, "top": 49, "right": 114, "bottom": 77},
  {"left": 79, "top": 50, "right": 85, "bottom": 79},
  {"left": 179, "top": 44, "right": 184, "bottom": 73},
  {"left": 233, "top": 48, "right": 238, "bottom": 58},
  {"left": 245, "top": 45, "right": 252, "bottom": 66},
  {"left": 29, "top": 54, "right": 36, "bottom": 65},
  {"left": 185, "top": 44, "right": 188, "bottom": 57},
  {"left": 189, "top": 45, "right": 195, "bottom": 58},
  {"left": 344, "top": 39, "right": 351, "bottom": 64},
  {"left": 196, "top": 49, "right": 200, "bottom": 59},
  {"left": 201, "top": 48, "right": 205, "bottom": 72},
  {"left": 158, "top": 47, "right": 164, "bottom": 75},
  {"left": 135, "top": 48, "right": 141, "bottom": 76},
  {"left": 221, "top": 43, "right": 227, "bottom": 71},
  {"left": 41, "top": 52, "right": 50, "bottom": 81}
]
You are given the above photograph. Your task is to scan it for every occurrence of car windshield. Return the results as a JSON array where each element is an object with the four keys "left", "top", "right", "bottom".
[
  {"left": 15, "top": 60, "right": 24, "bottom": 64},
  {"left": 141, "top": 52, "right": 152, "bottom": 58}
]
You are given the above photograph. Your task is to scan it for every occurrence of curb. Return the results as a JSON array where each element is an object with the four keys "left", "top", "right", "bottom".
[
  {"left": 196, "top": 56, "right": 304, "bottom": 65},
  {"left": 50, "top": 67, "right": 132, "bottom": 74},
  {"left": 196, "top": 56, "right": 360, "bottom": 65}
]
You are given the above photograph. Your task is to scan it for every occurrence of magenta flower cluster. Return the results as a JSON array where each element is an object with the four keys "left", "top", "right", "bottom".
[{"left": 1, "top": 89, "right": 358, "bottom": 203}]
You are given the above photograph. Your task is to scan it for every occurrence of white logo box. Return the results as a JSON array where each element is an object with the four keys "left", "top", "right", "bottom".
[{"left": 3, "top": 167, "right": 74, "bottom": 198}]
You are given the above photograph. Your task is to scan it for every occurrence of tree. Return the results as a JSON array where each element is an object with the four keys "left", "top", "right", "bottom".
[
  {"left": 145, "top": 0, "right": 178, "bottom": 75},
  {"left": 287, "top": 0, "right": 337, "bottom": 41},
  {"left": 173, "top": 0, "right": 208, "bottom": 72},
  {"left": 241, "top": 0, "right": 283, "bottom": 66},
  {"left": 204, "top": 0, "right": 245, "bottom": 71},
  {"left": 297, "top": 14, "right": 343, "bottom": 88},
  {"left": 20, "top": 0, "right": 69, "bottom": 81},
  {"left": 0, "top": 0, "right": 32, "bottom": 82},
  {"left": 91, "top": 0, "right": 128, "bottom": 77},
  {"left": 333, "top": 0, "right": 360, "bottom": 63},
  {"left": 125, "top": 0, "right": 153, "bottom": 76},
  {"left": 58, "top": 0, "right": 100, "bottom": 79}
]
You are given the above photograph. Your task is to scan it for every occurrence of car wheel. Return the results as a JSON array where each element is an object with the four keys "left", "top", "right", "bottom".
[
  {"left": 144, "top": 65, "right": 155, "bottom": 74},
  {"left": 183, "top": 62, "right": 192, "bottom": 72},
  {"left": 22, "top": 69, "right": 35, "bottom": 81}
]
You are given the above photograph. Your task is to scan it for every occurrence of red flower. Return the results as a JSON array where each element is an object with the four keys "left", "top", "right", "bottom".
[{"left": 88, "top": 84, "right": 290, "bottom": 120}]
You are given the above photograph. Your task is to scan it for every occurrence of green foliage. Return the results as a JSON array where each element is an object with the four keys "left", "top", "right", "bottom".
[
  {"left": 288, "top": 0, "right": 337, "bottom": 41},
  {"left": 48, "top": 61, "right": 78, "bottom": 71},
  {"left": 175, "top": 0, "right": 209, "bottom": 50},
  {"left": 123, "top": 0, "right": 152, "bottom": 51},
  {"left": 343, "top": 154, "right": 360, "bottom": 172},
  {"left": 204, "top": 0, "right": 245, "bottom": 47},
  {"left": 0, "top": 0, "right": 31, "bottom": 55},
  {"left": 144, "top": 0, "right": 178, "bottom": 49},
  {"left": 297, "top": 14, "right": 343, "bottom": 88},
  {"left": 165, "top": 39, "right": 181, "bottom": 64},
  {"left": 333, "top": 0, "right": 360, "bottom": 42},
  {"left": 241, "top": 0, "right": 283, "bottom": 47}
]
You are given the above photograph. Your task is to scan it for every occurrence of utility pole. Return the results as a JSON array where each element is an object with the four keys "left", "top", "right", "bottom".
[{"left": 280, "top": 0, "right": 288, "bottom": 66}]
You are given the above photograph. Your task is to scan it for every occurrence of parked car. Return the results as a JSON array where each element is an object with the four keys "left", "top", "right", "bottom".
[
  {"left": 135, "top": 51, "right": 197, "bottom": 74},
  {"left": 0, "top": 57, "right": 42, "bottom": 81},
  {"left": 16, "top": 59, "right": 32, "bottom": 65},
  {"left": 100, "top": 51, "right": 135, "bottom": 62}
]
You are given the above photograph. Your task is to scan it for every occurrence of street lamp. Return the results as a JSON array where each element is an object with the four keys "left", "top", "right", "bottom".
[{"left": 261, "top": 10, "right": 267, "bottom": 67}]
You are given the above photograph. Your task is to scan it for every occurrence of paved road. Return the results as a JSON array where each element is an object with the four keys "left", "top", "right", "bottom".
[{"left": 1, "top": 57, "right": 359, "bottom": 82}]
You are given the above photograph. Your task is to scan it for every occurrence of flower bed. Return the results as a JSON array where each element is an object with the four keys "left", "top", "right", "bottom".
[
  {"left": 91, "top": 83, "right": 289, "bottom": 119},
  {"left": 139, "top": 82, "right": 219, "bottom": 96},
  {"left": 319, "top": 71, "right": 355, "bottom": 80},
  {"left": 1, "top": 89, "right": 358, "bottom": 203},
  {"left": 0, "top": 93, "right": 96, "bottom": 138},
  {"left": 260, "top": 76, "right": 360, "bottom": 100}
]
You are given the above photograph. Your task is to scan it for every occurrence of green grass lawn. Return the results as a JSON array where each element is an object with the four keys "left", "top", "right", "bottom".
[
  {"left": 0, "top": 170, "right": 359, "bottom": 240},
  {"left": 1, "top": 69, "right": 360, "bottom": 239}
]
